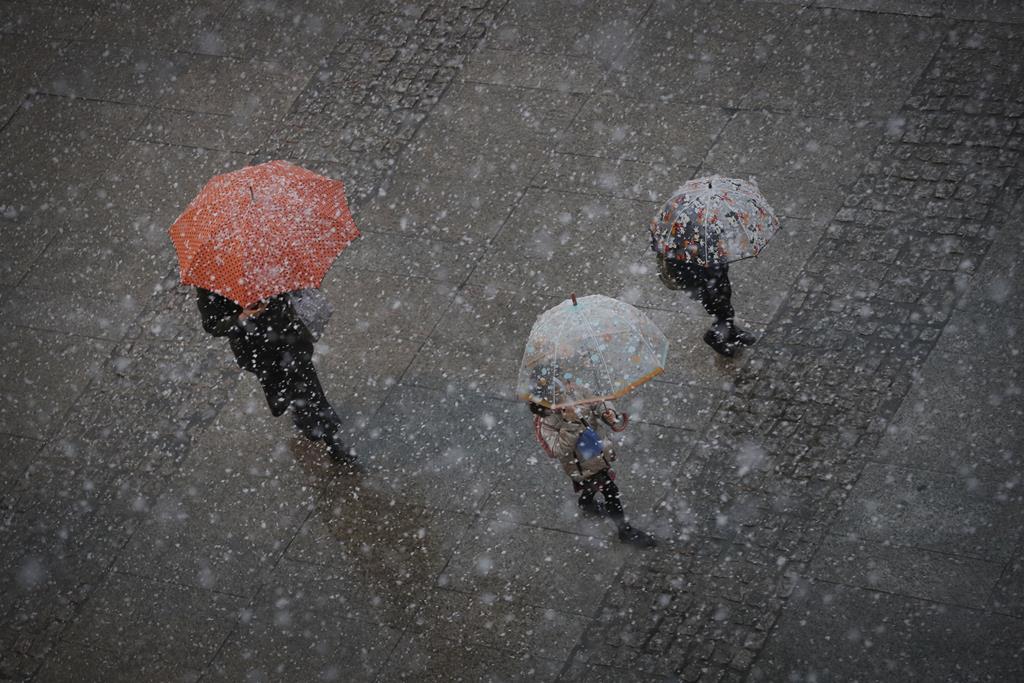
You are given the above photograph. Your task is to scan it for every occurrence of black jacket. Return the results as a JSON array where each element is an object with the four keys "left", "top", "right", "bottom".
[{"left": 196, "top": 288, "right": 314, "bottom": 374}]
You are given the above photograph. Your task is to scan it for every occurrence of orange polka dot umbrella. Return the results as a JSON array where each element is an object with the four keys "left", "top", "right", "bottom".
[{"left": 169, "top": 160, "right": 359, "bottom": 307}]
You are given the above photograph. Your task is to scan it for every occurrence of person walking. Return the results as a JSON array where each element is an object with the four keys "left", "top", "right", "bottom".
[
  {"left": 650, "top": 176, "right": 782, "bottom": 357},
  {"left": 530, "top": 401, "right": 656, "bottom": 547},
  {"left": 655, "top": 253, "right": 756, "bottom": 357},
  {"left": 197, "top": 287, "right": 352, "bottom": 460}
]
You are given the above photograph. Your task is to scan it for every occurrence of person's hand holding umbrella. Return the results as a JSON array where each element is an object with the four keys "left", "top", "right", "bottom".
[{"left": 238, "top": 300, "right": 268, "bottom": 321}]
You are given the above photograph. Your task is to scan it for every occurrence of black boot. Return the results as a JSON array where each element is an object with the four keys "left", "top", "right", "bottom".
[
  {"left": 616, "top": 522, "right": 657, "bottom": 547},
  {"left": 729, "top": 327, "right": 757, "bottom": 346},
  {"left": 324, "top": 432, "right": 355, "bottom": 461},
  {"left": 703, "top": 327, "right": 737, "bottom": 357}
]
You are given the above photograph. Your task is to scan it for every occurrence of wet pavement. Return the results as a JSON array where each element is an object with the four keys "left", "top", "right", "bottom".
[{"left": 1, "top": 0, "right": 1023, "bottom": 681}]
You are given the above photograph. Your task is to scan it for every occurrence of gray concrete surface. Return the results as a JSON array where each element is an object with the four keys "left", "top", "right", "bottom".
[{"left": 1, "top": 0, "right": 1022, "bottom": 681}]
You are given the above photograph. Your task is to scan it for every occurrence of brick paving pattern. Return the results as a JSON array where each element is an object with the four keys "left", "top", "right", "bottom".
[
  {"left": 264, "top": 0, "right": 505, "bottom": 207},
  {"left": 2, "top": 1, "right": 1023, "bottom": 681},
  {"left": 574, "top": 21, "right": 1024, "bottom": 682},
  {"left": 0, "top": 1, "right": 504, "bottom": 679}
]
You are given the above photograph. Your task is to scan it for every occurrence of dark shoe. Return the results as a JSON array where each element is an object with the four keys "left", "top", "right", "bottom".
[
  {"left": 703, "top": 329, "right": 737, "bottom": 357},
  {"left": 617, "top": 524, "right": 657, "bottom": 547},
  {"left": 325, "top": 435, "right": 356, "bottom": 461},
  {"left": 578, "top": 498, "right": 606, "bottom": 517},
  {"left": 729, "top": 327, "right": 757, "bottom": 346}
]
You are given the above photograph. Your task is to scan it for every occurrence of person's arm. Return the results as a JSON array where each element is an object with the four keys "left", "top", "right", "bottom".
[{"left": 196, "top": 288, "right": 246, "bottom": 338}]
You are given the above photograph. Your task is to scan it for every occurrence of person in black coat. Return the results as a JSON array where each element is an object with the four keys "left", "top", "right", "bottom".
[
  {"left": 196, "top": 287, "right": 351, "bottom": 459},
  {"left": 656, "top": 253, "right": 756, "bottom": 357}
]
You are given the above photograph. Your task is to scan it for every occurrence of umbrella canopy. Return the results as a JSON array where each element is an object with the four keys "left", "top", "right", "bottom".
[
  {"left": 516, "top": 295, "right": 669, "bottom": 409},
  {"left": 169, "top": 160, "right": 359, "bottom": 307},
  {"left": 650, "top": 175, "right": 780, "bottom": 266}
]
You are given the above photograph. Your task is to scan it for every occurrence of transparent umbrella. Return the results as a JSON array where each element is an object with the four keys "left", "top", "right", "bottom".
[{"left": 516, "top": 294, "right": 669, "bottom": 409}]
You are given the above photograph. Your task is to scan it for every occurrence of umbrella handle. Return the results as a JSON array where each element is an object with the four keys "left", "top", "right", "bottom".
[{"left": 608, "top": 412, "right": 629, "bottom": 432}]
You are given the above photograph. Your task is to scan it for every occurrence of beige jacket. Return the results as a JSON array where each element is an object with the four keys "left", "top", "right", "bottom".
[{"left": 535, "top": 402, "right": 624, "bottom": 483}]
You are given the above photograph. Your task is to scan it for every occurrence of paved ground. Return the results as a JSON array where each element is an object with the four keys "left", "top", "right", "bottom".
[{"left": 1, "top": 0, "right": 1023, "bottom": 681}]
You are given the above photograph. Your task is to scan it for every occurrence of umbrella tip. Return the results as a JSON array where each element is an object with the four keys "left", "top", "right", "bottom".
[{"left": 570, "top": 292, "right": 577, "bottom": 306}]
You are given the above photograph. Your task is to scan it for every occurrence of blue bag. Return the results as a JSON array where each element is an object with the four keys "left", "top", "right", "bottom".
[{"left": 574, "top": 427, "right": 604, "bottom": 461}]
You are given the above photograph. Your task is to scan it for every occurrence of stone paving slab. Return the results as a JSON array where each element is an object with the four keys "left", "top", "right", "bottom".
[
  {"left": 379, "top": 630, "right": 564, "bottom": 682},
  {"left": 726, "top": 218, "right": 823, "bottom": 324},
  {"left": 354, "top": 168, "right": 526, "bottom": 244},
  {"left": 389, "top": 80, "right": 581, "bottom": 191},
  {"left": 699, "top": 111, "right": 884, "bottom": 222},
  {"left": 0, "top": 435, "right": 40, "bottom": 505},
  {"left": 284, "top": 499, "right": 473, "bottom": 624},
  {"left": 943, "top": 0, "right": 1024, "bottom": 23},
  {"left": 875, "top": 212, "right": 1023, "bottom": 480},
  {"left": 0, "top": 286, "right": 143, "bottom": 342},
  {"left": 0, "top": 0, "right": 98, "bottom": 41},
  {"left": 463, "top": 48, "right": 604, "bottom": 93},
  {"left": 533, "top": 152, "right": 696, "bottom": 204},
  {"left": 332, "top": 229, "right": 484, "bottom": 284},
  {"left": 113, "top": 384, "right": 323, "bottom": 598},
  {"left": 410, "top": 586, "right": 587, "bottom": 659},
  {"left": 0, "top": 327, "right": 113, "bottom": 438},
  {"left": 204, "top": 559, "right": 404, "bottom": 682},
  {"left": 41, "top": 43, "right": 192, "bottom": 105},
  {"left": 606, "top": 0, "right": 800, "bottom": 107},
  {"left": 134, "top": 109, "right": 276, "bottom": 155},
  {"left": 443, "top": 517, "right": 634, "bottom": 619},
  {"left": 561, "top": 97, "right": 727, "bottom": 168},
  {"left": 482, "top": 0, "right": 645, "bottom": 63},
  {"left": 816, "top": 0, "right": 945, "bottom": 16},
  {"left": 466, "top": 187, "right": 657, "bottom": 298},
  {"left": 161, "top": 55, "right": 313, "bottom": 120},
  {"left": 79, "top": 0, "right": 233, "bottom": 55},
  {"left": 399, "top": 285, "right": 560, "bottom": 397},
  {"left": 831, "top": 461, "right": 1024, "bottom": 562},
  {"left": 993, "top": 543, "right": 1024, "bottom": 620},
  {"left": 809, "top": 532, "right": 1005, "bottom": 608},
  {"left": 751, "top": 578, "right": 1024, "bottom": 681},
  {"left": 0, "top": 34, "right": 59, "bottom": 124},
  {"left": 54, "top": 571, "right": 242, "bottom": 678},
  {"left": 743, "top": 8, "right": 945, "bottom": 117},
  {"left": 34, "top": 642, "right": 204, "bottom": 683},
  {"left": 311, "top": 329, "right": 424, "bottom": 421},
  {"left": 208, "top": 0, "right": 356, "bottom": 66},
  {"left": 320, "top": 267, "right": 456, "bottom": 340},
  {"left": 350, "top": 384, "right": 533, "bottom": 513},
  {"left": 0, "top": 95, "right": 145, "bottom": 215}
]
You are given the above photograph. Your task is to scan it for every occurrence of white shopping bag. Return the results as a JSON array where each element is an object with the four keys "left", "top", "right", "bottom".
[{"left": 287, "top": 288, "right": 333, "bottom": 341}]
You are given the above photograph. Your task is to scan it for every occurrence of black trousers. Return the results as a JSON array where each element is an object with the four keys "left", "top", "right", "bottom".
[
  {"left": 254, "top": 354, "right": 341, "bottom": 442},
  {"left": 577, "top": 471, "right": 625, "bottom": 518},
  {"left": 663, "top": 260, "right": 735, "bottom": 325}
]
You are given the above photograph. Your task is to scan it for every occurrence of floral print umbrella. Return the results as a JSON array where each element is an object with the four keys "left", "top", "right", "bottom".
[
  {"left": 517, "top": 295, "right": 669, "bottom": 409},
  {"left": 650, "top": 175, "right": 780, "bottom": 266}
]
